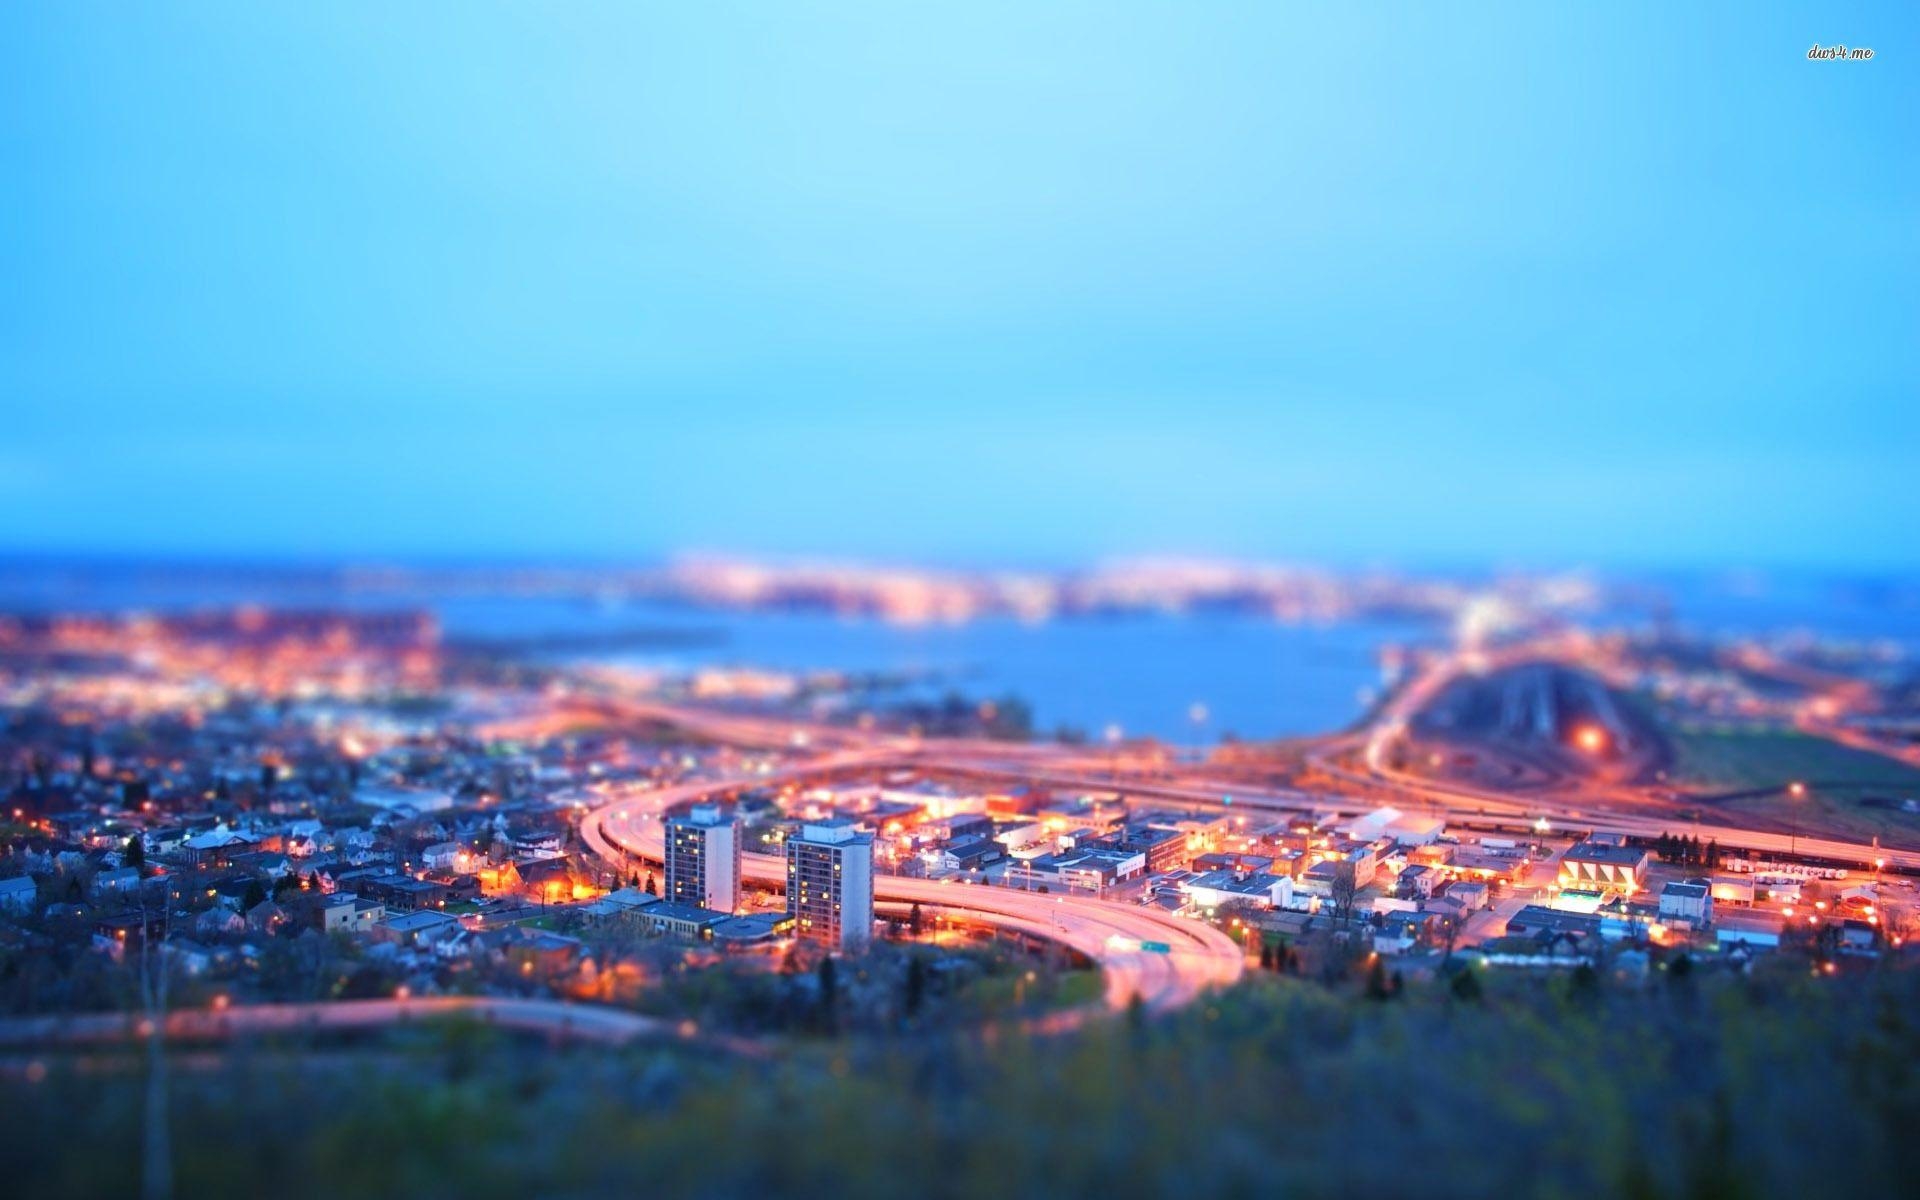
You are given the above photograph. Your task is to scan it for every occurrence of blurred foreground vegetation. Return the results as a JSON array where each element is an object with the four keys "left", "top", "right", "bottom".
[{"left": 2, "top": 963, "right": 1915, "bottom": 1199}]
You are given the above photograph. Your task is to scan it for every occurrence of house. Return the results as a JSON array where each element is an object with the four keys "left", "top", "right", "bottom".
[
  {"left": 1299, "top": 850, "right": 1377, "bottom": 900},
  {"left": 432, "top": 928, "right": 482, "bottom": 960},
  {"left": 210, "top": 877, "right": 262, "bottom": 912},
  {"left": 182, "top": 828, "right": 254, "bottom": 869},
  {"left": 1299, "top": 840, "right": 1381, "bottom": 892},
  {"left": 245, "top": 900, "right": 290, "bottom": 934},
  {"left": 518, "top": 856, "right": 590, "bottom": 903},
  {"left": 1446, "top": 880, "right": 1491, "bottom": 911},
  {"left": 363, "top": 874, "right": 447, "bottom": 911},
  {"left": 437, "top": 874, "right": 482, "bottom": 902},
  {"left": 1715, "top": 914, "right": 1784, "bottom": 951},
  {"left": 93, "top": 909, "right": 171, "bottom": 953},
  {"left": 162, "top": 938, "right": 219, "bottom": 976},
  {"left": 1398, "top": 863, "right": 1439, "bottom": 900},
  {"left": 1838, "top": 919, "right": 1881, "bottom": 956},
  {"left": 195, "top": 907, "right": 245, "bottom": 937},
  {"left": 510, "top": 829, "right": 566, "bottom": 860},
  {"left": 505, "top": 930, "right": 583, "bottom": 973},
  {"left": 332, "top": 827, "right": 379, "bottom": 862},
  {"left": 1373, "top": 910, "right": 1451, "bottom": 955},
  {"left": 421, "top": 842, "right": 461, "bottom": 871},
  {"left": 144, "top": 827, "right": 191, "bottom": 855},
  {"left": 376, "top": 909, "right": 463, "bottom": 947},
  {"left": 313, "top": 892, "right": 386, "bottom": 935},
  {"left": 0, "top": 876, "right": 36, "bottom": 915},
  {"left": 478, "top": 860, "right": 524, "bottom": 896},
  {"left": 91, "top": 867, "right": 142, "bottom": 897},
  {"left": 229, "top": 851, "right": 293, "bottom": 880},
  {"left": 1658, "top": 880, "right": 1714, "bottom": 929}
]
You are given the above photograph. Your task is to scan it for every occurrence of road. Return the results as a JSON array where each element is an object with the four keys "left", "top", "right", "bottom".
[
  {"left": 559, "top": 675, "right": 1914, "bottom": 1020},
  {"left": 577, "top": 765, "right": 1246, "bottom": 1013},
  {"left": 0, "top": 995, "right": 756, "bottom": 1052}
]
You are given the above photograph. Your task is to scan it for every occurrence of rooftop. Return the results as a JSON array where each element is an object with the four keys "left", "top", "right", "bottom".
[{"left": 1564, "top": 841, "right": 1650, "bottom": 867}]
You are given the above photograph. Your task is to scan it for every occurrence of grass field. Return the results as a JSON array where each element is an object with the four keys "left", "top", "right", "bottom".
[{"left": 1668, "top": 727, "right": 1920, "bottom": 845}]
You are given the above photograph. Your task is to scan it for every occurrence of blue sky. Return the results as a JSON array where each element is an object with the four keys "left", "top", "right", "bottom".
[{"left": 3, "top": 4, "right": 1915, "bottom": 570}]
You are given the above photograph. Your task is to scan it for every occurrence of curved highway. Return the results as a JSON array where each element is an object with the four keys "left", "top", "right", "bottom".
[{"left": 577, "top": 765, "right": 1245, "bottom": 1013}]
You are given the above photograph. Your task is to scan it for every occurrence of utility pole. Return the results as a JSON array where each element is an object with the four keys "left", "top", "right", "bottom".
[{"left": 138, "top": 900, "right": 173, "bottom": 1200}]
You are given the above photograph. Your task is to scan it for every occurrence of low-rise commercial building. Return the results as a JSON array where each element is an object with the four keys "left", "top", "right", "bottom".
[
  {"left": 643, "top": 901, "right": 731, "bottom": 941},
  {"left": 1658, "top": 880, "right": 1714, "bottom": 929},
  {"left": 1559, "top": 840, "right": 1650, "bottom": 895},
  {"left": 1186, "top": 869, "right": 1294, "bottom": 911}
]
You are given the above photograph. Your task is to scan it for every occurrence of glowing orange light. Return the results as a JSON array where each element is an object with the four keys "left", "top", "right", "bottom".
[{"left": 1575, "top": 725, "right": 1606, "bottom": 754}]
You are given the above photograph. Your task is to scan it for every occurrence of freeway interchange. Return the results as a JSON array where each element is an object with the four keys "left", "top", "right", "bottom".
[
  {"left": 567, "top": 671, "right": 1917, "bottom": 1023},
  {"left": 576, "top": 755, "right": 1246, "bottom": 1015},
  {"left": 576, "top": 671, "right": 1918, "bottom": 967},
  {"left": 15, "top": 654, "right": 1912, "bottom": 1059}
]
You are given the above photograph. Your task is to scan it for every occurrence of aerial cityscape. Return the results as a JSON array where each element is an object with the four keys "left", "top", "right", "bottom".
[{"left": 4, "top": 5, "right": 1916, "bottom": 1199}]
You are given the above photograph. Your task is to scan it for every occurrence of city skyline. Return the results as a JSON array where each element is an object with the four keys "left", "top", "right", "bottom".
[{"left": 5, "top": 4, "right": 1916, "bottom": 571}]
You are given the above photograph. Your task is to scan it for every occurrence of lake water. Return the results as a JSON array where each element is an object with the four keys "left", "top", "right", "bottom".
[
  {"left": 449, "top": 597, "right": 1423, "bottom": 742},
  {"left": 5, "top": 561, "right": 1915, "bottom": 742}
]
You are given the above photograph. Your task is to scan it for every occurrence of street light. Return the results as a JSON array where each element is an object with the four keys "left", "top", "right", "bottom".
[{"left": 1788, "top": 781, "right": 1806, "bottom": 858}]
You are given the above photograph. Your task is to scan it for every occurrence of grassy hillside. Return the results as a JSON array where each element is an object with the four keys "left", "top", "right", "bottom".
[{"left": 1668, "top": 726, "right": 1920, "bottom": 844}]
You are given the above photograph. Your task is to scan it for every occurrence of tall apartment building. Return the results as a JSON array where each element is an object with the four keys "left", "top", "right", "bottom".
[
  {"left": 785, "top": 817, "right": 874, "bottom": 953},
  {"left": 665, "top": 804, "right": 741, "bottom": 914}
]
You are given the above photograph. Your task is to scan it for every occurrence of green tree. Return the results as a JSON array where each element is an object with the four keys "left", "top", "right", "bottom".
[
  {"left": 1330, "top": 860, "right": 1358, "bottom": 926},
  {"left": 1569, "top": 961, "right": 1601, "bottom": 1007},
  {"left": 1364, "top": 957, "right": 1391, "bottom": 1001},
  {"left": 903, "top": 955, "right": 927, "bottom": 1020},
  {"left": 816, "top": 956, "right": 839, "bottom": 1035}
]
